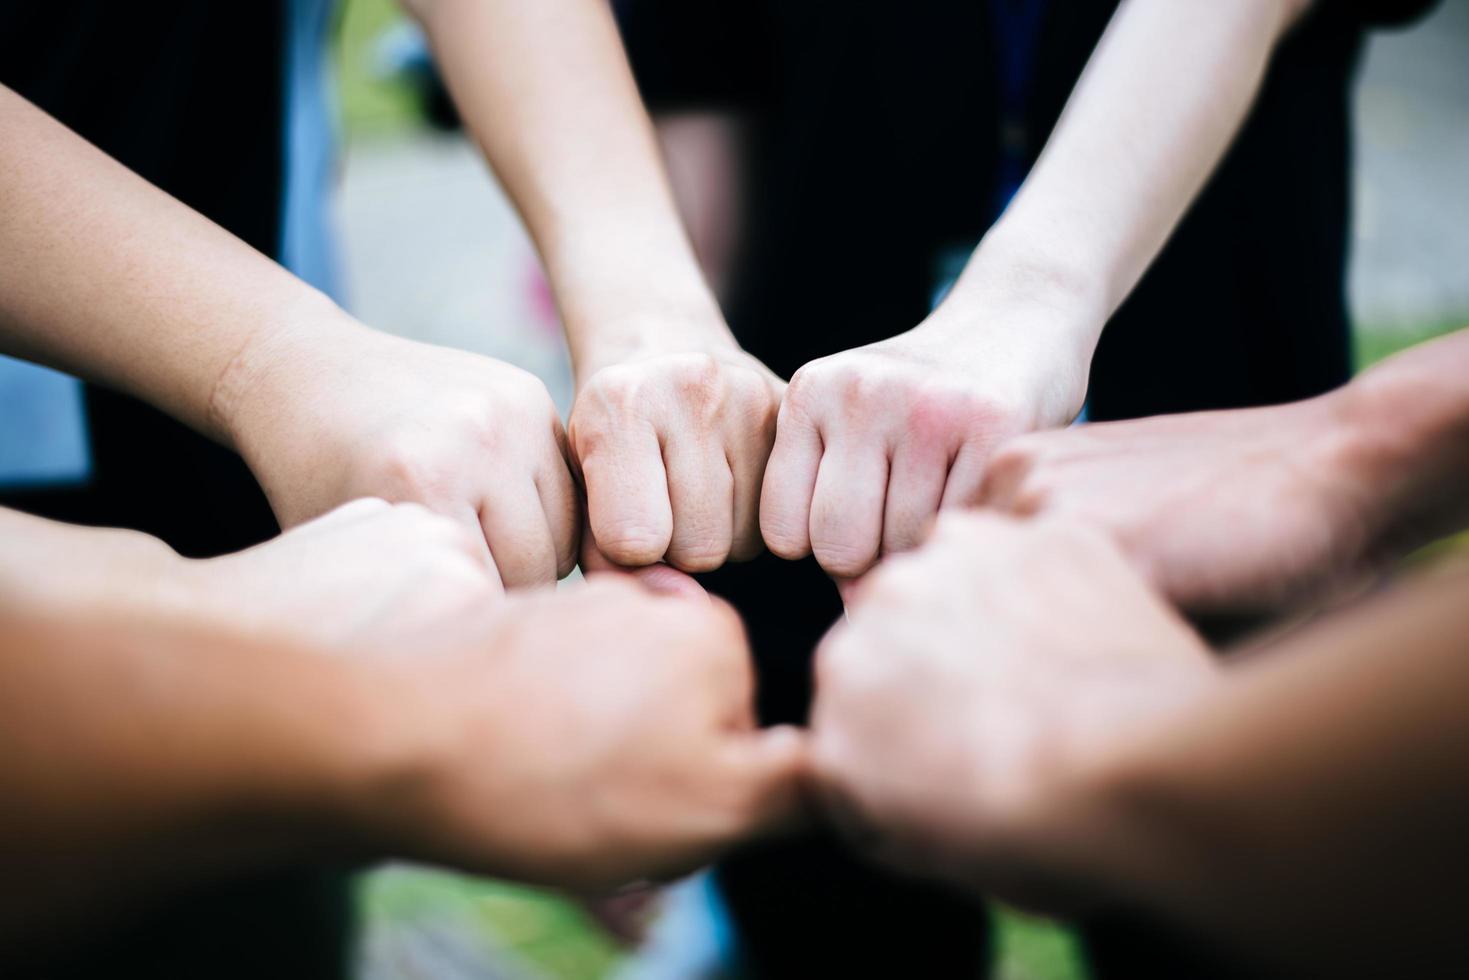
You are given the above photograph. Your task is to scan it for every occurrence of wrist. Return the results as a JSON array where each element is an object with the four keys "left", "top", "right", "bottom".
[
  {"left": 935, "top": 222, "right": 1112, "bottom": 346},
  {"left": 207, "top": 289, "right": 362, "bottom": 456},
  {"left": 567, "top": 305, "right": 741, "bottom": 384}
]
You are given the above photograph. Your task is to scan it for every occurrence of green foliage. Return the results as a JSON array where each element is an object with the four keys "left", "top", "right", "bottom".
[{"left": 335, "top": 0, "right": 421, "bottom": 139}]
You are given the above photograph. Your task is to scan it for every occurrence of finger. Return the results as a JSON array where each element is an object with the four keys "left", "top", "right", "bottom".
[
  {"left": 975, "top": 440, "right": 1047, "bottom": 516},
  {"left": 479, "top": 485, "right": 558, "bottom": 589},
  {"left": 938, "top": 437, "right": 997, "bottom": 513},
  {"left": 539, "top": 422, "right": 583, "bottom": 579},
  {"left": 663, "top": 432, "right": 735, "bottom": 573},
  {"left": 721, "top": 725, "right": 813, "bottom": 840},
  {"left": 576, "top": 499, "right": 709, "bottom": 599},
  {"left": 727, "top": 417, "right": 777, "bottom": 562},
  {"left": 580, "top": 422, "right": 674, "bottom": 566},
  {"left": 809, "top": 439, "right": 889, "bottom": 578},
  {"left": 835, "top": 575, "right": 865, "bottom": 609},
  {"left": 759, "top": 402, "right": 823, "bottom": 560},
  {"left": 880, "top": 437, "right": 952, "bottom": 556},
  {"left": 582, "top": 553, "right": 709, "bottom": 600}
]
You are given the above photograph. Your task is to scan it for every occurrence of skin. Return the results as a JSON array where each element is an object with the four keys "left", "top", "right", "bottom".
[
  {"left": 980, "top": 326, "right": 1469, "bottom": 612},
  {"left": 813, "top": 511, "right": 1469, "bottom": 977},
  {"left": 0, "top": 506, "right": 806, "bottom": 961},
  {"left": 0, "top": 499, "right": 502, "bottom": 658},
  {"left": 0, "top": 84, "right": 577, "bottom": 589},
  {"left": 761, "top": 0, "right": 1316, "bottom": 579},
  {"left": 405, "top": 0, "right": 784, "bottom": 575}
]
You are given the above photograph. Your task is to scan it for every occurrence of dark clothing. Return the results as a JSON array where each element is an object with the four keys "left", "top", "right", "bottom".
[
  {"left": 0, "top": 3, "right": 350, "bottom": 978},
  {"left": 0, "top": 0, "right": 283, "bottom": 557},
  {"left": 616, "top": 0, "right": 1436, "bottom": 976}
]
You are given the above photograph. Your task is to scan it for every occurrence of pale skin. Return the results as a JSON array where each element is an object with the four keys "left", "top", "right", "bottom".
[
  {"left": 403, "top": 0, "right": 784, "bottom": 575},
  {"left": 0, "top": 84, "right": 577, "bottom": 589},
  {"left": 757, "top": 0, "right": 1317, "bottom": 578},
  {"left": 813, "top": 512, "right": 1469, "bottom": 978},
  {"left": 0, "top": 504, "right": 806, "bottom": 961},
  {"left": 979, "top": 326, "right": 1469, "bottom": 612},
  {"left": 423, "top": 0, "right": 1316, "bottom": 580}
]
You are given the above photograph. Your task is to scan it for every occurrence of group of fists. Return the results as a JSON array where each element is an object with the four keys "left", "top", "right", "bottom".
[{"left": 179, "top": 297, "right": 1399, "bottom": 903}]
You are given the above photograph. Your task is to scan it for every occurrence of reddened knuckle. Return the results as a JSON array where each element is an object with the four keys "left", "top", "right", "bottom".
[{"left": 905, "top": 386, "right": 970, "bottom": 442}]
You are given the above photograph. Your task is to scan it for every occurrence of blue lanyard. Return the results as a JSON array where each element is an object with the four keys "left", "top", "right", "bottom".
[{"left": 988, "top": 0, "right": 1049, "bottom": 217}]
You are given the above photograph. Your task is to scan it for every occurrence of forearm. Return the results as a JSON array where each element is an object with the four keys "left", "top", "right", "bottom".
[
  {"left": 0, "top": 84, "right": 355, "bottom": 446},
  {"left": 940, "top": 0, "right": 1309, "bottom": 341},
  {"left": 0, "top": 603, "right": 389, "bottom": 950},
  {"left": 1063, "top": 566, "right": 1469, "bottom": 975},
  {"left": 408, "top": 0, "right": 727, "bottom": 373}
]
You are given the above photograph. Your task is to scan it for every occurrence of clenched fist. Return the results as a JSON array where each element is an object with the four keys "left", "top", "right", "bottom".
[
  {"left": 221, "top": 320, "right": 579, "bottom": 591},
  {"left": 569, "top": 342, "right": 784, "bottom": 573},
  {"left": 761, "top": 301, "right": 1090, "bottom": 579},
  {"left": 811, "top": 513, "right": 1212, "bottom": 910},
  {"left": 362, "top": 578, "right": 810, "bottom": 889}
]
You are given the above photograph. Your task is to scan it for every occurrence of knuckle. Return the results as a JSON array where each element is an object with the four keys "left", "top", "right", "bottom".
[
  {"left": 594, "top": 522, "right": 670, "bottom": 563},
  {"left": 666, "top": 541, "right": 731, "bottom": 573},
  {"left": 373, "top": 441, "right": 447, "bottom": 499},
  {"left": 905, "top": 385, "right": 972, "bottom": 446},
  {"left": 811, "top": 536, "right": 879, "bottom": 577},
  {"left": 582, "top": 364, "right": 647, "bottom": 415},
  {"left": 762, "top": 517, "right": 811, "bottom": 558},
  {"left": 666, "top": 353, "right": 728, "bottom": 424}
]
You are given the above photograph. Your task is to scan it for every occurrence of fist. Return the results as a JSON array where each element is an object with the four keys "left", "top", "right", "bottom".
[
  {"left": 370, "top": 578, "right": 809, "bottom": 890},
  {"left": 569, "top": 348, "right": 783, "bottom": 572},
  {"left": 231, "top": 325, "right": 579, "bottom": 591},
  {"left": 761, "top": 322, "right": 1086, "bottom": 579},
  {"left": 811, "top": 513, "right": 1212, "bottom": 908}
]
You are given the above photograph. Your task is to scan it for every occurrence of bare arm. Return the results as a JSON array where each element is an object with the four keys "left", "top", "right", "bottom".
[
  {"left": 946, "top": 0, "right": 1315, "bottom": 333},
  {"left": 403, "top": 0, "right": 725, "bottom": 365},
  {"left": 815, "top": 513, "right": 1469, "bottom": 978},
  {"left": 761, "top": 0, "right": 1316, "bottom": 579},
  {"left": 0, "top": 602, "right": 378, "bottom": 954},
  {"left": 0, "top": 83, "right": 339, "bottom": 444},
  {"left": 405, "top": 0, "right": 784, "bottom": 574},
  {"left": 0, "top": 84, "right": 577, "bottom": 587},
  {"left": 0, "top": 504, "right": 804, "bottom": 959},
  {"left": 979, "top": 325, "right": 1469, "bottom": 612},
  {"left": 1076, "top": 564, "right": 1469, "bottom": 977}
]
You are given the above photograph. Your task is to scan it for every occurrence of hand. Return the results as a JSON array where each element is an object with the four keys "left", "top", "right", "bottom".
[
  {"left": 359, "top": 578, "right": 809, "bottom": 890},
  {"left": 811, "top": 513, "right": 1212, "bottom": 912},
  {"left": 760, "top": 294, "right": 1092, "bottom": 580},
  {"left": 979, "top": 394, "right": 1386, "bottom": 612},
  {"left": 220, "top": 318, "right": 579, "bottom": 590},
  {"left": 568, "top": 326, "right": 784, "bottom": 573},
  {"left": 181, "top": 498, "right": 503, "bottom": 656}
]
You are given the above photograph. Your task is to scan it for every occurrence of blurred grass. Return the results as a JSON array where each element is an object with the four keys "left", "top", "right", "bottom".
[
  {"left": 334, "top": 4, "right": 1465, "bottom": 978},
  {"left": 336, "top": 0, "right": 420, "bottom": 139}
]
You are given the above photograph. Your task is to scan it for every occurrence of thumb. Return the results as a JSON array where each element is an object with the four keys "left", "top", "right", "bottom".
[
  {"left": 579, "top": 519, "right": 707, "bottom": 599},
  {"left": 723, "top": 725, "right": 814, "bottom": 840}
]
